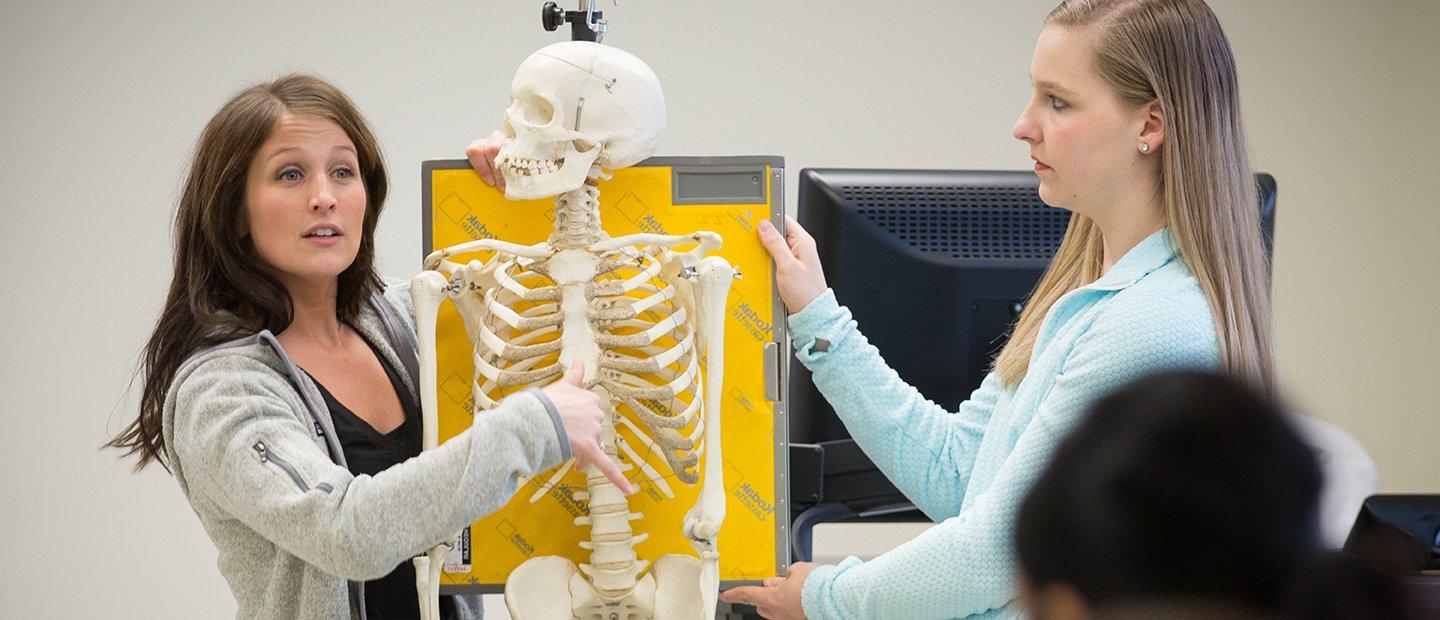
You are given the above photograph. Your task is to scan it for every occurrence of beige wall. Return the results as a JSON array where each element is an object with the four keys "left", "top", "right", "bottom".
[
  {"left": 2, "top": 1, "right": 1434, "bottom": 616},
  {"left": 1218, "top": 1, "right": 1440, "bottom": 493}
]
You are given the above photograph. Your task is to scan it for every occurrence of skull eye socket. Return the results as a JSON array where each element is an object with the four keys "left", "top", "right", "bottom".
[{"left": 521, "top": 94, "right": 557, "bottom": 125}]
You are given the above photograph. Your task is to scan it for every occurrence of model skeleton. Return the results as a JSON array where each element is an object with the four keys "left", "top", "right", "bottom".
[{"left": 409, "top": 41, "right": 734, "bottom": 620}]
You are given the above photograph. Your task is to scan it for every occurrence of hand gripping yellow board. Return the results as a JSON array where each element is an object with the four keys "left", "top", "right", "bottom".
[{"left": 421, "top": 156, "right": 790, "bottom": 593}]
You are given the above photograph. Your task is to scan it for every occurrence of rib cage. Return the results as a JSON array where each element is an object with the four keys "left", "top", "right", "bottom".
[{"left": 447, "top": 245, "right": 707, "bottom": 489}]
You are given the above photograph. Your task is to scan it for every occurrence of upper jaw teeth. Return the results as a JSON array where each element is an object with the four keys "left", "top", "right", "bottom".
[{"left": 309, "top": 228, "right": 337, "bottom": 237}]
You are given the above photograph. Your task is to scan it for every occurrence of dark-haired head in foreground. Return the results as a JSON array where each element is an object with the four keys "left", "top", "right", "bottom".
[{"left": 1016, "top": 370, "right": 1419, "bottom": 619}]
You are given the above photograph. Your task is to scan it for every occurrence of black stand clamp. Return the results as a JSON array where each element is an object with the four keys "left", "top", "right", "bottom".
[{"left": 541, "top": 1, "right": 610, "bottom": 43}]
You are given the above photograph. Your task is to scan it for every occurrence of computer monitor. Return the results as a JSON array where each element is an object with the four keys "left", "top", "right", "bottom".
[
  {"left": 784, "top": 168, "right": 1277, "bottom": 559},
  {"left": 1344, "top": 495, "right": 1440, "bottom": 571},
  {"left": 789, "top": 168, "right": 1277, "bottom": 445}
]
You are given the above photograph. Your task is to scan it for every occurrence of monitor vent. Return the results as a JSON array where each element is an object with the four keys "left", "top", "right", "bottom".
[{"left": 841, "top": 185, "right": 1071, "bottom": 260}]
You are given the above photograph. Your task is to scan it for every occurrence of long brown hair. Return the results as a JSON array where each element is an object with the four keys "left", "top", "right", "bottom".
[
  {"left": 107, "top": 74, "right": 389, "bottom": 471},
  {"left": 994, "top": 0, "right": 1274, "bottom": 392}
]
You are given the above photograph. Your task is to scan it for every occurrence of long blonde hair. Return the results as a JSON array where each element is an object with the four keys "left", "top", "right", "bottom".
[{"left": 993, "top": 0, "right": 1274, "bottom": 392}]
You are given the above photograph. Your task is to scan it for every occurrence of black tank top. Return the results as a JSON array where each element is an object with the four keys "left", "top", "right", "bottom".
[{"left": 304, "top": 334, "right": 457, "bottom": 620}]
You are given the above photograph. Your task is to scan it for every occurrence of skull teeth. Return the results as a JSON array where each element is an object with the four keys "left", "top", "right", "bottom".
[{"left": 502, "top": 156, "right": 564, "bottom": 177}]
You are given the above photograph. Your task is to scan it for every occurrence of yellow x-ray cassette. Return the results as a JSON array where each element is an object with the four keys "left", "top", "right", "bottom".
[{"left": 421, "top": 156, "right": 789, "bottom": 593}]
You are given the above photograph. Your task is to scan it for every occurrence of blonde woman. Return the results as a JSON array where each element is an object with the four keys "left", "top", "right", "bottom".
[{"left": 721, "top": 0, "right": 1273, "bottom": 618}]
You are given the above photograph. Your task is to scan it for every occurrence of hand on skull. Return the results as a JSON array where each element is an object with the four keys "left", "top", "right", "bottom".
[{"left": 466, "top": 130, "right": 507, "bottom": 192}]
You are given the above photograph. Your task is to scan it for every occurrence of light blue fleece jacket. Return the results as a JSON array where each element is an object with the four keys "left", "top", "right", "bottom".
[{"left": 791, "top": 228, "right": 1221, "bottom": 619}]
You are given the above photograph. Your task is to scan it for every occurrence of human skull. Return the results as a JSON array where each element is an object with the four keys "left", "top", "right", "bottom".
[{"left": 496, "top": 41, "right": 666, "bottom": 200}]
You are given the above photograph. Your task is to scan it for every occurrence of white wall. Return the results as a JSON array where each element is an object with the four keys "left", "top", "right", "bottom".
[{"left": 2, "top": 1, "right": 1435, "bottom": 616}]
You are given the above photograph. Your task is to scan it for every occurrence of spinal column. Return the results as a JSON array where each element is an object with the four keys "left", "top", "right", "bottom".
[{"left": 549, "top": 180, "right": 651, "bottom": 598}]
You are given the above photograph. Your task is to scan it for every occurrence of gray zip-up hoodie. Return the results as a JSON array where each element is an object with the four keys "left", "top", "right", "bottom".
[{"left": 160, "top": 280, "right": 570, "bottom": 619}]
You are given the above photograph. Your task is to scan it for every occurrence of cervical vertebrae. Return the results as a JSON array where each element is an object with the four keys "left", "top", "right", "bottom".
[
  {"left": 409, "top": 41, "right": 732, "bottom": 620},
  {"left": 551, "top": 179, "right": 604, "bottom": 250}
]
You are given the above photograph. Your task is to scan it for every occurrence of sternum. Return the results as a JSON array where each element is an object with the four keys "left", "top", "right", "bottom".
[{"left": 550, "top": 249, "right": 600, "bottom": 373}]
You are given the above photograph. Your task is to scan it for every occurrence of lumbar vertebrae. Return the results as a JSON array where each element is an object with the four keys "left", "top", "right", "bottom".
[{"left": 410, "top": 41, "right": 734, "bottom": 620}]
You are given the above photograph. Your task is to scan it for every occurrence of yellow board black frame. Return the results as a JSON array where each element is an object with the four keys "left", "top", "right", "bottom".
[{"left": 421, "top": 156, "right": 789, "bottom": 593}]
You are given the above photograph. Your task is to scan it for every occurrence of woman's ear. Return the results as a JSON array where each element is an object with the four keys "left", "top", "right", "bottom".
[{"left": 1139, "top": 100, "right": 1166, "bottom": 153}]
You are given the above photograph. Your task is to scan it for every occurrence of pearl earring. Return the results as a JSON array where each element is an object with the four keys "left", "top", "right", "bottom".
[{"left": 1140, "top": 142, "right": 1150, "bottom": 153}]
